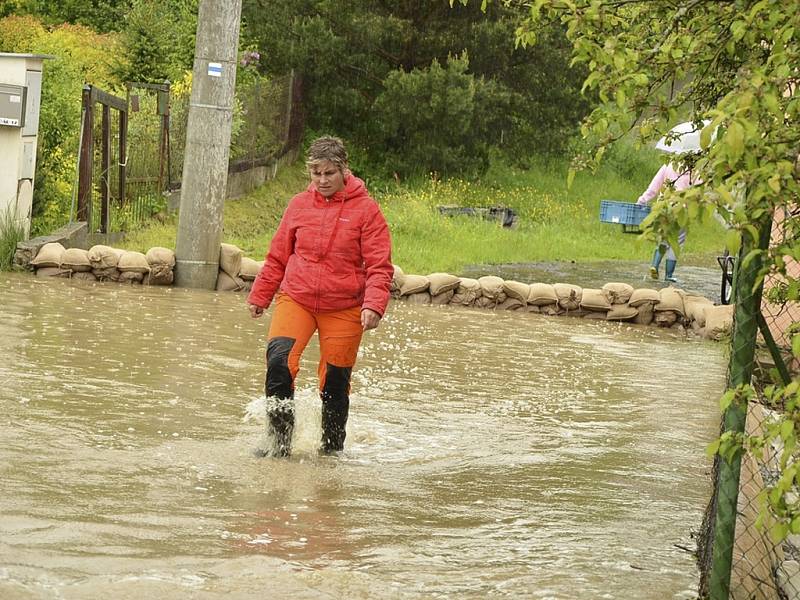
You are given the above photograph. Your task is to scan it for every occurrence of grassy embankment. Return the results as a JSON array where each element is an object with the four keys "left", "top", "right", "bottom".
[{"left": 121, "top": 152, "right": 725, "bottom": 276}]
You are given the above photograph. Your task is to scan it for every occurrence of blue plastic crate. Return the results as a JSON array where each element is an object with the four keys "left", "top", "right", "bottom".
[{"left": 599, "top": 200, "right": 651, "bottom": 232}]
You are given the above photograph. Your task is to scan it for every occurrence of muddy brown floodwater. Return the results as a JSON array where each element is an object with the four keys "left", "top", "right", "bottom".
[{"left": 0, "top": 272, "right": 727, "bottom": 599}]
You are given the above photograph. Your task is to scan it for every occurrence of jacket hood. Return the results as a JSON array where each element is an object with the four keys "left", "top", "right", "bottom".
[{"left": 307, "top": 175, "right": 367, "bottom": 203}]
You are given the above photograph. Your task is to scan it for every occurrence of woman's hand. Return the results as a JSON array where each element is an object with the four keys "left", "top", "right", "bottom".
[
  {"left": 361, "top": 308, "right": 381, "bottom": 331},
  {"left": 249, "top": 304, "right": 264, "bottom": 319}
]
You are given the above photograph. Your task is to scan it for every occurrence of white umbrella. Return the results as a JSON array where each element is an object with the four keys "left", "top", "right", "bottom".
[{"left": 655, "top": 120, "right": 712, "bottom": 154}]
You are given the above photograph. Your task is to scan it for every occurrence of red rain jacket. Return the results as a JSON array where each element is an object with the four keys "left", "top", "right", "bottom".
[{"left": 247, "top": 175, "right": 393, "bottom": 316}]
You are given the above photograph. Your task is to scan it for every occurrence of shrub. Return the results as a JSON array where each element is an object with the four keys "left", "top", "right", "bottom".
[
  {"left": 0, "top": 205, "right": 24, "bottom": 271},
  {"left": 371, "top": 53, "right": 489, "bottom": 179}
]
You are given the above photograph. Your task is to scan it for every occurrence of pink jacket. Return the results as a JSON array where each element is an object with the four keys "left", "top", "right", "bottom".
[
  {"left": 636, "top": 163, "right": 699, "bottom": 205},
  {"left": 247, "top": 175, "right": 393, "bottom": 315}
]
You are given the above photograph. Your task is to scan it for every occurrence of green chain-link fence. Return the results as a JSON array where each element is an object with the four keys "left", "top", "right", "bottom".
[{"left": 698, "top": 207, "right": 800, "bottom": 599}]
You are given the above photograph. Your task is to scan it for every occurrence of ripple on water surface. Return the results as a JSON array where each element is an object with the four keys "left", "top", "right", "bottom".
[{"left": 0, "top": 274, "right": 726, "bottom": 599}]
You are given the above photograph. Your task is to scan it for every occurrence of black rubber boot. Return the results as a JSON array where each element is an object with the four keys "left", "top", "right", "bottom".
[
  {"left": 266, "top": 401, "right": 294, "bottom": 457},
  {"left": 265, "top": 336, "right": 296, "bottom": 457},
  {"left": 320, "top": 364, "right": 351, "bottom": 455}
]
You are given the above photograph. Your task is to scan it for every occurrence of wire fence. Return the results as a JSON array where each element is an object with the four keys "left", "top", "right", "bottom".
[
  {"left": 168, "top": 72, "right": 301, "bottom": 194},
  {"left": 77, "top": 72, "right": 302, "bottom": 235},
  {"left": 698, "top": 206, "right": 800, "bottom": 600}
]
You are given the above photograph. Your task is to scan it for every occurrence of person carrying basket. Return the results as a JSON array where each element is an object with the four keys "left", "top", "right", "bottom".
[{"left": 636, "top": 121, "right": 705, "bottom": 283}]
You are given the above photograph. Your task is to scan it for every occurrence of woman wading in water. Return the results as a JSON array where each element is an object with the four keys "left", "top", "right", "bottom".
[{"left": 247, "top": 136, "right": 393, "bottom": 457}]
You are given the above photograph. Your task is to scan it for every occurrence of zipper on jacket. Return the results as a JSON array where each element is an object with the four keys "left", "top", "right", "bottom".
[{"left": 314, "top": 198, "right": 330, "bottom": 312}]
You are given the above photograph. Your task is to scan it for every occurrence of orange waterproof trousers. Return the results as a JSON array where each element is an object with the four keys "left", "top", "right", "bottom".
[{"left": 264, "top": 293, "right": 363, "bottom": 455}]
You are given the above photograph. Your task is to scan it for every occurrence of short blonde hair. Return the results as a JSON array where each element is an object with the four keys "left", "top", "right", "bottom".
[{"left": 305, "top": 136, "right": 348, "bottom": 173}]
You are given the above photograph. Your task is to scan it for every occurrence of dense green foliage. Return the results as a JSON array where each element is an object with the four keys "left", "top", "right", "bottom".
[
  {"left": 242, "top": 0, "right": 590, "bottom": 178},
  {"left": 114, "top": 0, "right": 197, "bottom": 83},
  {"left": 0, "top": 0, "right": 132, "bottom": 31},
  {"left": 0, "top": 15, "right": 121, "bottom": 234}
]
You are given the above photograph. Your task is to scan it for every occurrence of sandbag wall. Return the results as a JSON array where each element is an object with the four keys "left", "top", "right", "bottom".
[
  {"left": 28, "top": 242, "right": 263, "bottom": 290},
  {"left": 391, "top": 267, "right": 734, "bottom": 341},
  {"left": 25, "top": 243, "right": 733, "bottom": 341}
]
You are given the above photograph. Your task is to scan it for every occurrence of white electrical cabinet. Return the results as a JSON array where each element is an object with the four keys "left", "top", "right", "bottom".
[{"left": 0, "top": 53, "right": 52, "bottom": 240}]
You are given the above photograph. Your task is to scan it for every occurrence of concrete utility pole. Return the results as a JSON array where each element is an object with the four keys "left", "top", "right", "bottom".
[{"left": 174, "top": 0, "right": 242, "bottom": 288}]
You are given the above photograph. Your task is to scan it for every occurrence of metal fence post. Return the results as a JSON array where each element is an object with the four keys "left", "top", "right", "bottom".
[
  {"left": 708, "top": 218, "right": 773, "bottom": 599},
  {"left": 77, "top": 85, "right": 94, "bottom": 224}
]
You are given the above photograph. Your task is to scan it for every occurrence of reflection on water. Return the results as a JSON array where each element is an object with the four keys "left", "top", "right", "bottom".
[{"left": 0, "top": 273, "right": 726, "bottom": 599}]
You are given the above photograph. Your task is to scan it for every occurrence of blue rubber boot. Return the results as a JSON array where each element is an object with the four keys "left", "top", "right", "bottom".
[
  {"left": 665, "top": 259, "right": 677, "bottom": 283},
  {"left": 649, "top": 246, "right": 664, "bottom": 280}
]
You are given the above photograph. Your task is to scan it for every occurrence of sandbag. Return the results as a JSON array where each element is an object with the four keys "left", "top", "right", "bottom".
[
  {"left": 119, "top": 270, "right": 144, "bottom": 283},
  {"left": 554, "top": 283, "right": 582, "bottom": 311},
  {"left": 239, "top": 257, "right": 262, "bottom": 281},
  {"left": 497, "top": 296, "right": 524, "bottom": 310},
  {"left": 87, "top": 244, "right": 120, "bottom": 269},
  {"left": 633, "top": 302, "right": 655, "bottom": 326},
  {"left": 431, "top": 289, "right": 455, "bottom": 305},
  {"left": 478, "top": 275, "right": 505, "bottom": 300},
  {"left": 31, "top": 242, "right": 65, "bottom": 268},
  {"left": 219, "top": 243, "right": 243, "bottom": 278},
  {"left": 654, "top": 310, "right": 679, "bottom": 327},
  {"left": 474, "top": 296, "right": 497, "bottom": 309},
  {"left": 602, "top": 282, "right": 634, "bottom": 305},
  {"left": 118, "top": 251, "right": 151, "bottom": 274},
  {"left": 92, "top": 267, "right": 121, "bottom": 282},
  {"left": 656, "top": 287, "right": 685, "bottom": 316},
  {"left": 146, "top": 246, "right": 176, "bottom": 267},
  {"left": 406, "top": 291, "right": 431, "bottom": 305},
  {"left": 704, "top": 304, "right": 735, "bottom": 340},
  {"left": 580, "top": 288, "right": 612, "bottom": 311},
  {"left": 528, "top": 283, "right": 557, "bottom": 306},
  {"left": 502, "top": 280, "right": 530, "bottom": 303},
  {"left": 391, "top": 265, "right": 406, "bottom": 293},
  {"left": 60, "top": 248, "right": 92, "bottom": 272},
  {"left": 70, "top": 271, "right": 97, "bottom": 282},
  {"left": 583, "top": 311, "right": 608, "bottom": 320},
  {"left": 35, "top": 266, "right": 67, "bottom": 278},
  {"left": 145, "top": 264, "right": 174, "bottom": 286},
  {"left": 540, "top": 304, "right": 564, "bottom": 316},
  {"left": 629, "top": 288, "right": 660, "bottom": 307},
  {"left": 451, "top": 278, "right": 481, "bottom": 306},
  {"left": 684, "top": 295, "right": 714, "bottom": 327},
  {"left": 400, "top": 274, "right": 430, "bottom": 296},
  {"left": 215, "top": 270, "right": 245, "bottom": 292},
  {"left": 428, "top": 273, "right": 460, "bottom": 296},
  {"left": 606, "top": 304, "right": 639, "bottom": 321}
]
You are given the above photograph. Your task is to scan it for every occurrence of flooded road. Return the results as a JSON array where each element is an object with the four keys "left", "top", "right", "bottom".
[{"left": 0, "top": 272, "right": 727, "bottom": 599}]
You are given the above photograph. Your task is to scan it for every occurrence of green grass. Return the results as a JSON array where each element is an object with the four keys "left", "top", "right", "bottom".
[
  {"left": 118, "top": 152, "right": 726, "bottom": 276},
  {"left": 0, "top": 207, "right": 25, "bottom": 271}
]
